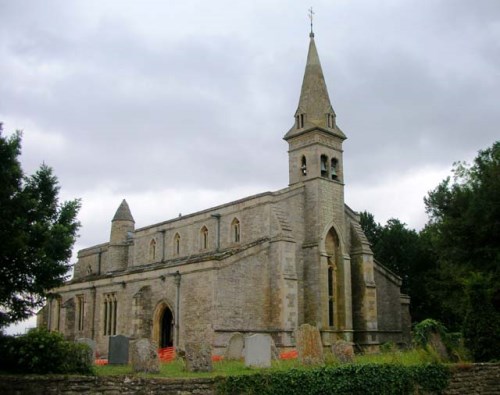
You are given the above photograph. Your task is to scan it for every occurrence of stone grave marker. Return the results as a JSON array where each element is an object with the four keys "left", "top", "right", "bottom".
[
  {"left": 185, "top": 342, "right": 213, "bottom": 372},
  {"left": 130, "top": 338, "right": 160, "bottom": 373},
  {"left": 108, "top": 335, "right": 129, "bottom": 365},
  {"left": 225, "top": 332, "right": 244, "bottom": 360},
  {"left": 295, "top": 324, "right": 324, "bottom": 365},
  {"left": 76, "top": 338, "right": 97, "bottom": 361},
  {"left": 331, "top": 340, "right": 354, "bottom": 363},
  {"left": 244, "top": 334, "right": 272, "bottom": 368},
  {"left": 428, "top": 331, "right": 449, "bottom": 361}
]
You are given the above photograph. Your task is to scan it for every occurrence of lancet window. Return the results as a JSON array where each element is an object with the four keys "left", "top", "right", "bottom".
[
  {"left": 174, "top": 233, "right": 181, "bottom": 255},
  {"left": 149, "top": 239, "right": 157, "bottom": 261},
  {"left": 231, "top": 218, "right": 241, "bottom": 243},
  {"left": 201, "top": 226, "right": 208, "bottom": 250},
  {"left": 301, "top": 156, "right": 307, "bottom": 176},
  {"left": 103, "top": 293, "right": 117, "bottom": 336},
  {"left": 76, "top": 295, "right": 84, "bottom": 331}
]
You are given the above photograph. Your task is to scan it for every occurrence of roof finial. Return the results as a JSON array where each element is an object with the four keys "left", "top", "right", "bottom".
[{"left": 308, "top": 6, "right": 315, "bottom": 37}]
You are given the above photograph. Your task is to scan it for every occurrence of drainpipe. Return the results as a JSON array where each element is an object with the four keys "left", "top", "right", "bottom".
[
  {"left": 173, "top": 271, "right": 181, "bottom": 347},
  {"left": 211, "top": 213, "right": 221, "bottom": 252}
]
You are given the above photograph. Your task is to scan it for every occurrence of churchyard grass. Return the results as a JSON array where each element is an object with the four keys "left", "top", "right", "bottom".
[{"left": 94, "top": 349, "right": 437, "bottom": 378}]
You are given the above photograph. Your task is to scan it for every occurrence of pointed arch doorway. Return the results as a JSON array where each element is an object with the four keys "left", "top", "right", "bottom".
[
  {"left": 153, "top": 302, "right": 174, "bottom": 348},
  {"left": 160, "top": 307, "right": 174, "bottom": 348}
]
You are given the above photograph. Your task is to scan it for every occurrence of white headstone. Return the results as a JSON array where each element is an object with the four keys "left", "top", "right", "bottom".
[{"left": 244, "top": 334, "right": 272, "bottom": 368}]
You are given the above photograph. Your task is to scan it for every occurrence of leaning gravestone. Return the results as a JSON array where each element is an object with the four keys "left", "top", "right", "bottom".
[
  {"left": 76, "top": 338, "right": 97, "bottom": 361},
  {"left": 244, "top": 334, "right": 272, "bottom": 368},
  {"left": 108, "top": 335, "right": 129, "bottom": 365},
  {"left": 225, "top": 332, "right": 244, "bottom": 360},
  {"left": 331, "top": 340, "right": 354, "bottom": 363},
  {"left": 130, "top": 338, "right": 160, "bottom": 373},
  {"left": 184, "top": 342, "right": 212, "bottom": 372},
  {"left": 295, "top": 324, "right": 324, "bottom": 365}
]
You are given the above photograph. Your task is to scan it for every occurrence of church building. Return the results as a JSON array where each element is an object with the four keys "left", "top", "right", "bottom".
[{"left": 39, "top": 32, "right": 411, "bottom": 356}]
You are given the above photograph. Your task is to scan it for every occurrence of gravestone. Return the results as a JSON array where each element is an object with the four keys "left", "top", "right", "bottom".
[
  {"left": 244, "top": 334, "right": 272, "bottom": 368},
  {"left": 185, "top": 342, "right": 212, "bottom": 372},
  {"left": 428, "top": 332, "right": 449, "bottom": 361},
  {"left": 130, "top": 338, "right": 160, "bottom": 373},
  {"left": 225, "top": 332, "right": 244, "bottom": 360},
  {"left": 295, "top": 324, "right": 324, "bottom": 365},
  {"left": 108, "top": 335, "right": 129, "bottom": 365},
  {"left": 331, "top": 340, "right": 354, "bottom": 363},
  {"left": 76, "top": 338, "right": 97, "bottom": 361}
]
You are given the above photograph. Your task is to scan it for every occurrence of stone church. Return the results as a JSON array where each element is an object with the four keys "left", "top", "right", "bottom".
[{"left": 39, "top": 32, "right": 411, "bottom": 356}]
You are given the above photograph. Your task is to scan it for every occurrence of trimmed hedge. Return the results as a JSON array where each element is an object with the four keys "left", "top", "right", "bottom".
[
  {"left": 0, "top": 328, "right": 93, "bottom": 375},
  {"left": 217, "top": 363, "right": 450, "bottom": 395}
]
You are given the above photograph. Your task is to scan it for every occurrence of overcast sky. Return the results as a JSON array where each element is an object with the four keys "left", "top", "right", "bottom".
[{"left": 1, "top": 1, "right": 499, "bottom": 332}]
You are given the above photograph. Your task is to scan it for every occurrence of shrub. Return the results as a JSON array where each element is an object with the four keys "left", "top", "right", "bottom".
[
  {"left": 0, "top": 328, "right": 93, "bottom": 374},
  {"left": 216, "top": 364, "right": 450, "bottom": 395},
  {"left": 462, "top": 273, "right": 500, "bottom": 362}
]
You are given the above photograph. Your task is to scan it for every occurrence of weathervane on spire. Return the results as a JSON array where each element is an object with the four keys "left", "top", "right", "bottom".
[{"left": 308, "top": 6, "right": 315, "bottom": 36}]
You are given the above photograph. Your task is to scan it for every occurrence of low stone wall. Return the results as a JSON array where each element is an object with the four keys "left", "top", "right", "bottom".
[
  {"left": 444, "top": 363, "right": 500, "bottom": 395},
  {"left": 0, "top": 376, "right": 217, "bottom": 395},
  {"left": 0, "top": 363, "right": 499, "bottom": 394}
]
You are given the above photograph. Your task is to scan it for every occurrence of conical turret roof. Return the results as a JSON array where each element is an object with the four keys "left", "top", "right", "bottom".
[
  {"left": 112, "top": 199, "right": 134, "bottom": 222},
  {"left": 285, "top": 33, "right": 346, "bottom": 140}
]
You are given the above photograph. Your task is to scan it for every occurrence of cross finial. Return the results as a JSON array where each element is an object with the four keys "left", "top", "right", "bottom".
[{"left": 308, "top": 7, "right": 315, "bottom": 36}]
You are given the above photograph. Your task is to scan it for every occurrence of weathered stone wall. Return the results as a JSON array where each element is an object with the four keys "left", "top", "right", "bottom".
[
  {"left": 0, "top": 376, "right": 217, "bottom": 395},
  {"left": 444, "top": 363, "right": 500, "bottom": 395},
  {"left": 1, "top": 364, "right": 499, "bottom": 394}
]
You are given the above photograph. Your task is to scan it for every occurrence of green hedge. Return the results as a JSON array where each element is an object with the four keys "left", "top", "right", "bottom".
[
  {"left": 217, "top": 363, "right": 450, "bottom": 395},
  {"left": 0, "top": 328, "right": 93, "bottom": 375}
]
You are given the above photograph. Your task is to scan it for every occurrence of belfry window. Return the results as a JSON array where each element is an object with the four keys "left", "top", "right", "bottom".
[
  {"left": 231, "top": 218, "right": 241, "bottom": 243},
  {"left": 327, "top": 113, "right": 335, "bottom": 128},
  {"left": 201, "top": 226, "right": 208, "bottom": 249},
  {"left": 103, "top": 293, "right": 117, "bottom": 336},
  {"left": 320, "top": 155, "right": 329, "bottom": 178},
  {"left": 296, "top": 113, "right": 305, "bottom": 129},
  {"left": 301, "top": 156, "right": 307, "bottom": 176},
  {"left": 174, "top": 233, "right": 180, "bottom": 255},
  {"left": 149, "top": 239, "right": 157, "bottom": 261},
  {"left": 330, "top": 158, "right": 339, "bottom": 180}
]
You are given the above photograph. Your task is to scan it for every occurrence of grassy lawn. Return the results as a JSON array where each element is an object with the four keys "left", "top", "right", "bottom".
[{"left": 95, "top": 349, "right": 441, "bottom": 378}]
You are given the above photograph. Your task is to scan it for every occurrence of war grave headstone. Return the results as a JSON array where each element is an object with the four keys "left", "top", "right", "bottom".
[
  {"left": 331, "top": 340, "right": 354, "bottom": 363},
  {"left": 244, "top": 334, "right": 272, "bottom": 368},
  {"left": 295, "top": 324, "right": 324, "bottom": 365},
  {"left": 76, "top": 338, "right": 97, "bottom": 361},
  {"left": 108, "top": 335, "right": 129, "bottom": 365},
  {"left": 130, "top": 338, "right": 160, "bottom": 373},
  {"left": 225, "top": 332, "right": 244, "bottom": 360},
  {"left": 185, "top": 342, "right": 213, "bottom": 372}
]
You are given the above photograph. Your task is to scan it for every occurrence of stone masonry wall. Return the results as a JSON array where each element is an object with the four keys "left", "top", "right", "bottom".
[{"left": 1, "top": 364, "right": 499, "bottom": 395}]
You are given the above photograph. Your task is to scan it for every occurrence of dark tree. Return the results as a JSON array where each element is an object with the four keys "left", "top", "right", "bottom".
[
  {"left": 0, "top": 126, "right": 80, "bottom": 328},
  {"left": 424, "top": 141, "right": 500, "bottom": 328}
]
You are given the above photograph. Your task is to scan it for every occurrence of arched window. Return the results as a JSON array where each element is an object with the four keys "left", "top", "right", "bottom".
[
  {"left": 231, "top": 218, "right": 240, "bottom": 243},
  {"left": 200, "top": 226, "right": 208, "bottom": 250},
  {"left": 174, "top": 233, "right": 180, "bottom": 255},
  {"left": 330, "top": 158, "right": 338, "bottom": 180},
  {"left": 301, "top": 156, "right": 307, "bottom": 176},
  {"left": 327, "top": 113, "right": 335, "bottom": 128},
  {"left": 320, "top": 155, "right": 329, "bottom": 178},
  {"left": 149, "top": 239, "right": 157, "bottom": 260}
]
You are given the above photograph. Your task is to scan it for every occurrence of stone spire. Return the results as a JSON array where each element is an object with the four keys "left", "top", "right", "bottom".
[
  {"left": 112, "top": 199, "right": 134, "bottom": 223},
  {"left": 284, "top": 33, "right": 346, "bottom": 140}
]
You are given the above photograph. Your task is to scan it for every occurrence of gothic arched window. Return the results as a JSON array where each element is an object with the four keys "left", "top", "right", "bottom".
[
  {"left": 201, "top": 226, "right": 208, "bottom": 250},
  {"left": 149, "top": 239, "right": 157, "bottom": 260},
  {"left": 330, "top": 158, "right": 339, "bottom": 180},
  {"left": 174, "top": 233, "right": 180, "bottom": 255},
  {"left": 231, "top": 218, "right": 241, "bottom": 243}
]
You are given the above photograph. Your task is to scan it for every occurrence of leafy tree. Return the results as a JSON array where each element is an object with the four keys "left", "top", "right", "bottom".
[
  {"left": 0, "top": 125, "right": 80, "bottom": 328},
  {"left": 424, "top": 141, "right": 500, "bottom": 327}
]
